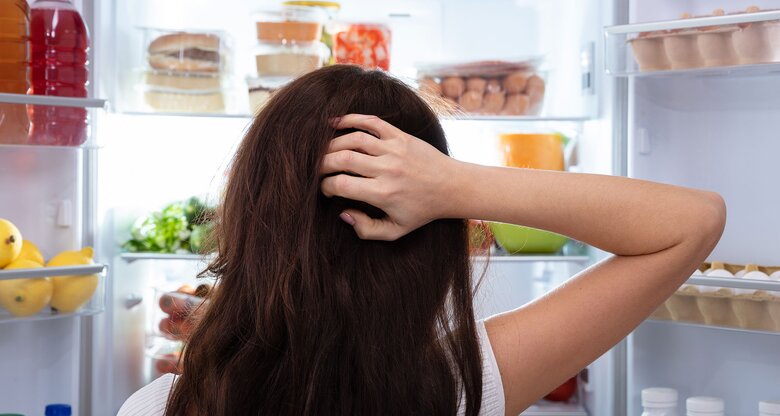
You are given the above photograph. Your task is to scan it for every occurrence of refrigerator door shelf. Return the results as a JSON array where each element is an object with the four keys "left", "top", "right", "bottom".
[
  {"left": 0, "top": 264, "right": 107, "bottom": 324},
  {"left": 521, "top": 401, "right": 588, "bottom": 415},
  {"left": 0, "top": 92, "right": 107, "bottom": 109},
  {"left": 646, "top": 317, "right": 780, "bottom": 337},
  {"left": 605, "top": 10, "right": 780, "bottom": 76},
  {"left": 119, "top": 252, "right": 213, "bottom": 263}
]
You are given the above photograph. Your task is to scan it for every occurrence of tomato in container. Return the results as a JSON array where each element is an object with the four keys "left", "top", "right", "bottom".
[
  {"left": 544, "top": 376, "right": 577, "bottom": 402},
  {"left": 332, "top": 23, "right": 391, "bottom": 70}
]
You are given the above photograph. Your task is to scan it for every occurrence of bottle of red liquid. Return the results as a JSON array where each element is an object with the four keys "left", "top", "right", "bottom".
[{"left": 29, "top": 0, "right": 89, "bottom": 146}]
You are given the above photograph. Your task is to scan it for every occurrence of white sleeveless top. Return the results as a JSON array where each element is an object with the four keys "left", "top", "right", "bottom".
[{"left": 118, "top": 321, "right": 505, "bottom": 416}]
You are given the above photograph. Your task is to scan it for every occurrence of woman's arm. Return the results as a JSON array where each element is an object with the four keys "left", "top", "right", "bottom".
[{"left": 320, "top": 114, "right": 725, "bottom": 414}]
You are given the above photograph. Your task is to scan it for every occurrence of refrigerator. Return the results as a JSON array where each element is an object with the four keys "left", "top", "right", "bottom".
[{"left": 1, "top": 0, "right": 779, "bottom": 415}]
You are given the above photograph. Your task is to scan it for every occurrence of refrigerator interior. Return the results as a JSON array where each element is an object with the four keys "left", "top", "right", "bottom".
[
  {"left": 622, "top": 0, "right": 780, "bottom": 414},
  {"left": 93, "top": 0, "right": 613, "bottom": 414}
]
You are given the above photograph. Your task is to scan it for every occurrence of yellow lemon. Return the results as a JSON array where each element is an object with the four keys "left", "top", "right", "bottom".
[
  {"left": 17, "top": 240, "right": 44, "bottom": 266},
  {"left": 0, "top": 218, "right": 23, "bottom": 268},
  {"left": 46, "top": 247, "right": 99, "bottom": 313},
  {"left": 0, "top": 259, "right": 53, "bottom": 317}
]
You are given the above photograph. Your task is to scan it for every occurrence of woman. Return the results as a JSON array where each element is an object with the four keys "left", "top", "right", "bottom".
[{"left": 119, "top": 65, "right": 725, "bottom": 416}]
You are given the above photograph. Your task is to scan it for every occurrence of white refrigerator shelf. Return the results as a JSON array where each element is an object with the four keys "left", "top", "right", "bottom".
[
  {"left": 0, "top": 306, "right": 102, "bottom": 324},
  {"left": 645, "top": 318, "right": 780, "bottom": 337},
  {"left": 521, "top": 401, "right": 588, "bottom": 415},
  {"left": 0, "top": 264, "right": 106, "bottom": 281},
  {"left": 0, "top": 92, "right": 107, "bottom": 108},
  {"left": 119, "top": 252, "right": 591, "bottom": 264},
  {"left": 687, "top": 274, "right": 780, "bottom": 291}
]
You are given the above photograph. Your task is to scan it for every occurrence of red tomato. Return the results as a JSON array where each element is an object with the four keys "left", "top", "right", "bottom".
[{"left": 544, "top": 377, "right": 577, "bottom": 402}]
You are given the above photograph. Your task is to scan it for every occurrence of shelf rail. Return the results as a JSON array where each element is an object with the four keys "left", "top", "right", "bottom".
[
  {"left": 0, "top": 264, "right": 106, "bottom": 281},
  {"left": 605, "top": 10, "right": 780, "bottom": 35},
  {"left": 687, "top": 274, "right": 780, "bottom": 291},
  {"left": 0, "top": 92, "right": 107, "bottom": 109}
]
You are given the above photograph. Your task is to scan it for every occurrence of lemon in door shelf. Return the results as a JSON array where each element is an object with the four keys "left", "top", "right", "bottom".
[
  {"left": 46, "top": 247, "right": 99, "bottom": 313},
  {"left": 0, "top": 259, "right": 53, "bottom": 317},
  {"left": 492, "top": 133, "right": 567, "bottom": 254}
]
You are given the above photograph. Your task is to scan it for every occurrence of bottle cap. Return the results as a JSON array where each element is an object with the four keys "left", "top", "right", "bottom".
[
  {"left": 686, "top": 396, "right": 724, "bottom": 412},
  {"left": 642, "top": 387, "right": 678, "bottom": 407},
  {"left": 760, "top": 401, "right": 780, "bottom": 415},
  {"left": 45, "top": 404, "right": 72, "bottom": 416}
]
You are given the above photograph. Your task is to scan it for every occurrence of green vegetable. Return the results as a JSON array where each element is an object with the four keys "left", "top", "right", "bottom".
[{"left": 122, "top": 197, "right": 216, "bottom": 254}]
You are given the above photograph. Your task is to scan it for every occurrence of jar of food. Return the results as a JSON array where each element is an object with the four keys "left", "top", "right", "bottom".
[
  {"left": 686, "top": 397, "right": 724, "bottom": 416},
  {"left": 641, "top": 387, "right": 679, "bottom": 416},
  {"left": 329, "top": 22, "right": 391, "bottom": 70},
  {"left": 254, "top": 7, "right": 326, "bottom": 44},
  {"left": 282, "top": 1, "right": 340, "bottom": 63},
  {"left": 254, "top": 41, "right": 329, "bottom": 78}
]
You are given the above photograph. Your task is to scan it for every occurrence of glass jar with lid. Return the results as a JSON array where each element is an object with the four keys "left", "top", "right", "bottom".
[{"left": 282, "top": 1, "right": 340, "bottom": 63}]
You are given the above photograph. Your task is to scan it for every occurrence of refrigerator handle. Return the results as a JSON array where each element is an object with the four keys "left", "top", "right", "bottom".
[{"left": 124, "top": 294, "right": 144, "bottom": 310}]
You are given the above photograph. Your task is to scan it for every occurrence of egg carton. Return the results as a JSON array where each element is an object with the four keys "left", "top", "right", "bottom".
[
  {"left": 650, "top": 261, "right": 780, "bottom": 332},
  {"left": 629, "top": 8, "right": 780, "bottom": 72}
]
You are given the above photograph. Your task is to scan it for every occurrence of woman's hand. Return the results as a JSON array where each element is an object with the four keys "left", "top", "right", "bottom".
[{"left": 320, "top": 114, "right": 458, "bottom": 241}]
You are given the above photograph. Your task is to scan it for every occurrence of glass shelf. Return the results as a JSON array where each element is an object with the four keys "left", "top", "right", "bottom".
[
  {"left": 645, "top": 318, "right": 780, "bottom": 337},
  {"left": 0, "top": 92, "right": 107, "bottom": 109},
  {"left": 119, "top": 251, "right": 591, "bottom": 265},
  {"left": 0, "top": 265, "right": 107, "bottom": 324},
  {"left": 120, "top": 252, "right": 213, "bottom": 263},
  {"left": 0, "top": 264, "right": 107, "bottom": 281},
  {"left": 605, "top": 9, "right": 780, "bottom": 77},
  {"left": 521, "top": 401, "right": 587, "bottom": 416}
]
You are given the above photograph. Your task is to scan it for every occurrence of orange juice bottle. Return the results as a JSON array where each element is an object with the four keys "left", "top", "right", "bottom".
[{"left": 0, "top": 0, "right": 30, "bottom": 144}]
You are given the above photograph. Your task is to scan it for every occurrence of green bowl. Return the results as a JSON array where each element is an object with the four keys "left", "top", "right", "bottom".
[{"left": 489, "top": 222, "right": 567, "bottom": 254}]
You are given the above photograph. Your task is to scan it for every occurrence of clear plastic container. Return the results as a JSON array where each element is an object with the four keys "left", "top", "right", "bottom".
[
  {"left": 605, "top": 7, "right": 780, "bottom": 75},
  {"left": 246, "top": 76, "right": 288, "bottom": 114},
  {"left": 283, "top": 1, "right": 341, "bottom": 63},
  {"left": 146, "top": 337, "right": 183, "bottom": 379},
  {"left": 686, "top": 396, "right": 724, "bottom": 416},
  {"left": 143, "top": 89, "right": 226, "bottom": 113},
  {"left": 330, "top": 22, "right": 391, "bottom": 71},
  {"left": 141, "top": 28, "right": 231, "bottom": 75},
  {"left": 642, "top": 387, "right": 679, "bottom": 416},
  {"left": 254, "top": 7, "right": 326, "bottom": 44},
  {"left": 254, "top": 40, "right": 328, "bottom": 77},
  {"left": 416, "top": 59, "right": 546, "bottom": 116},
  {"left": 152, "top": 284, "right": 208, "bottom": 341}
]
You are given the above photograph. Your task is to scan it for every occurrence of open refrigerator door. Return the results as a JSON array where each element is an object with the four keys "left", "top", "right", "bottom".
[
  {"left": 93, "top": 0, "right": 612, "bottom": 414},
  {"left": 605, "top": 0, "right": 780, "bottom": 414}
]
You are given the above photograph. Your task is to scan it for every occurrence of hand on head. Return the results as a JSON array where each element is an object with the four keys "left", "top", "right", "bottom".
[{"left": 320, "top": 114, "right": 457, "bottom": 241}]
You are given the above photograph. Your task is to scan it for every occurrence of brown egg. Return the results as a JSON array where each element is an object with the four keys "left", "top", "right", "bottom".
[
  {"left": 501, "top": 94, "right": 530, "bottom": 115},
  {"left": 419, "top": 78, "right": 442, "bottom": 96},
  {"left": 502, "top": 72, "right": 528, "bottom": 94},
  {"left": 486, "top": 79, "right": 502, "bottom": 93},
  {"left": 525, "top": 74, "right": 545, "bottom": 92},
  {"left": 458, "top": 90, "right": 483, "bottom": 112},
  {"left": 441, "top": 77, "right": 465, "bottom": 99},
  {"left": 481, "top": 91, "right": 505, "bottom": 114},
  {"left": 746, "top": 5, "right": 760, "bottom": 12},
  {"left": 465, "top": 77, "right": 487, "bottom": 94}
]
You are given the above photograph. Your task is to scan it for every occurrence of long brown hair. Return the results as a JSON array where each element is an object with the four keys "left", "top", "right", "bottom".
[{"left": 166, "top": 65, "right": 483, "bottom": 415}]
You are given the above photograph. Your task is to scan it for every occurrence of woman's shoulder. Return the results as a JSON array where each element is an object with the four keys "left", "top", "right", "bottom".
[{"left": 117, "top": 374, "right": 177, "bottom": 416}]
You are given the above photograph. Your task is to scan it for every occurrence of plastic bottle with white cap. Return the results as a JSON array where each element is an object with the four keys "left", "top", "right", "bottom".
[
  {"left": 641, "top": 387, "right": 679, "bottom": 416},
  {"left": 760, "top": 400, "right": 780, "bottom": 416},
  {"left": 686, "top": 396, "right": 724, "bottom": 416}
]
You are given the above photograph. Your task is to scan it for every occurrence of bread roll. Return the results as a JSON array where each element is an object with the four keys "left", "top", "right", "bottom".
[
  {"left": 458, "top": 90, "right": 483, "bottom": 112},
  {"left": 486, "top": 79, "right": 502, "bottom": 93},
  {"left": 502, "top": 71, "right": 528, "bottom": 94},
  {"left": 501, "top": 94, "right": 530, "bottom": 115},
  {"left": 148, "top": 33, "right": 223, "bottom": 73},
  {"left": 441, "top": 77, "right": 465, "bottom": 99},
  {"left": 144, "top": 71, "right": 222, "bottom": 91},
  {"left": 481, "top": 91, "right": 505, "bottom": 114},
  {"left": 465, "top": 77, "right": 487, "bottom": 94}
]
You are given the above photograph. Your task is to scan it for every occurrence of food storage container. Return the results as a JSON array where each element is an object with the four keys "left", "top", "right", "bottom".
[
  {"left": 140, "top": 28, "right": 232, "bottom": 74},
  {"left": 246, "top": 76, "right": 288, "bottom": 114},
  {"left": 329, "top": 22, "right": 391, "bottom": 70},
  {"left": 143, "top": 89, "right": 226, "bottom": 113},
  {"left": 605, "top": 8, "right": 780, "bottom": 74},
  {"left": 254, "top": 41, "right": 329, "bottom": 77},
  {"left": 489, "top": 222, "right": 567, "bottom": 254},
  {"left": 416, "top": 59, "right": 546, "bottom": 116},
  {"left": 282, "top": 1, "right": 341, "bottom": 63},
  {"left": 254, "top": 7, "right": 326, "bottom": 44}
]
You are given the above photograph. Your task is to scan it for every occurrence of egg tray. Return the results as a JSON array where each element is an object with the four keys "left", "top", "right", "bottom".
[
  {"left": 650, "top": 261, "right": 780, "bottom": 332},
  {"left": 629, "top": 18, "right": 780, "bottom": 72}
]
